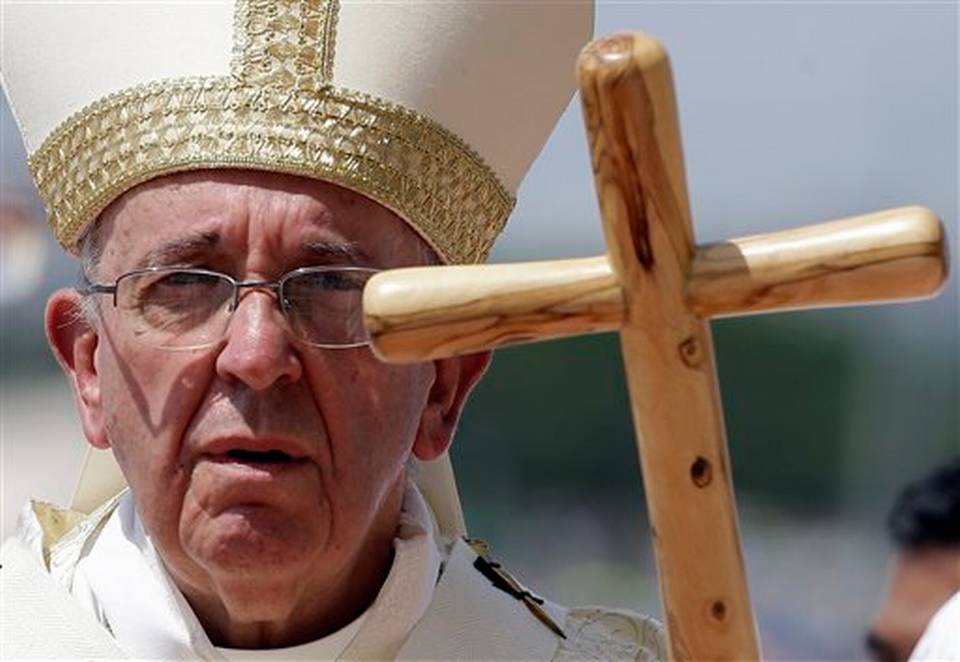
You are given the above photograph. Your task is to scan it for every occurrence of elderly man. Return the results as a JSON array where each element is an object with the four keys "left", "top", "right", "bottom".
[{"left": 1, "top": 1, "right": 663, "bottom": 659}]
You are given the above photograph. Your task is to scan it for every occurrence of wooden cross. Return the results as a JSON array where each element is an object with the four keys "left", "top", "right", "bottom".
[{"left": 362, "top": 33, "right": 948, "bottom": 661}]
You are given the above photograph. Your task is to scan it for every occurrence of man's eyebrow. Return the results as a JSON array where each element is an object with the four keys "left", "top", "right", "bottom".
[
  {"left": 303, "top": 239, "right": 371, "bottom": 265},
  {"left": 139, "top": 231, "right": 220, "bottom": 267}
]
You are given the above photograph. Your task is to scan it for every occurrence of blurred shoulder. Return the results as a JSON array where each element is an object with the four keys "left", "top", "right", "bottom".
[
  {"left": 910, "top": 590, "right": 960, "bottom": 661},
  {"left": 555, "top": 604, "right": 665, "bottom": 662},
  {"left": 400, "top": 537, "right": 665, "bottom": 661}
]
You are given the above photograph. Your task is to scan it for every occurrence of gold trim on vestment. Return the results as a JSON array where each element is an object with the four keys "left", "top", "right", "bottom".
[
  {"left": 30, "top": 501, "right": 85, "bottom": 568},
  {"left": 30, "top": 0, "right": 513, "bottom": 264}
]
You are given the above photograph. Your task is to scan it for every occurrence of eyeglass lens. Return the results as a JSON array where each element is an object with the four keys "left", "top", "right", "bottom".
[{"left": 115, "top": 268, "right": 375, "bottom": 349}]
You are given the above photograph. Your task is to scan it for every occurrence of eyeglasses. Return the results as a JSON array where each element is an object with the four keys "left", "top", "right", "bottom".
[{"left": 82, "top": 266, "right": 379, "bottom": 350}]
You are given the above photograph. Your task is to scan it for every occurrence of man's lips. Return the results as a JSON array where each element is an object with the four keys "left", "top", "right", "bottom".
[
  {"left": 199, "top": 436, "right": 312, "bottom": 461},
  {"left": 195, "top": 437, "right": 317, "bottom": 476}
]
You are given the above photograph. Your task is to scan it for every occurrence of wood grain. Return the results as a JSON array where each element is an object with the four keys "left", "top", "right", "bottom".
[
  {"left": 363, "top": 207, "right": 946, "bottom": 363},
  {"left": 364, "top": 256, "right": 624, "bottom": 362},
  {"left": 687, "top": 206, "right": 947, "bottom": 317},
  {"left": 578, "top": 33, "right": 760, "bottom": 661}
]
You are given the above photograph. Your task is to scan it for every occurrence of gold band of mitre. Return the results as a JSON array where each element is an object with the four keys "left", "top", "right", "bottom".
[{"left": 29, "top": 79, "right": 515, "bottom": 264}]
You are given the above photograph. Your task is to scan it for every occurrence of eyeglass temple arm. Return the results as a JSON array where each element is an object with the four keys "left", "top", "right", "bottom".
[
  {"left": 79, "top": 282, "right": 119, "bottom": 306},
  {"left": 83, "top": 284, "right": 117, "bottom": 293}
]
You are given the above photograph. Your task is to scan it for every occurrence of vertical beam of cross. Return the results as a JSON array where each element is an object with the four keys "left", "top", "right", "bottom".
[{"left": 578, "top": 33, "right": 758, "bottom": 660}]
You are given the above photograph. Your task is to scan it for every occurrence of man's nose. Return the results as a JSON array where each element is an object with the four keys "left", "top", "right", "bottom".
[{"left": 215, "top": 289, "right": 303, "bottom": 390}]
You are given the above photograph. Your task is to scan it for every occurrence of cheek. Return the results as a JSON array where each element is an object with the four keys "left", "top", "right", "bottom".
[
  {"left": 305, "top": 353, "right": 430, "bottom": 470},
  {"left": 100, "top": 336, "right": 215, "bottom": 442},
  {"left": 375, "top": 366, "right": 433, "bottom": 441},
  {"left": 97, "top": 335, "right": 218, "bottom": 525}
]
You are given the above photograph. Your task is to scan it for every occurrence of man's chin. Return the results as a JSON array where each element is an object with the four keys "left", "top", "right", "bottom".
[{"left": 184, "top": 505, "right": 326, "bottom": 574}]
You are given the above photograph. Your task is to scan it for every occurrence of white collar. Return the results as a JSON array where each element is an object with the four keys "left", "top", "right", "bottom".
[
  {"left": 216, "top": 605, "right": 365, "bottom": 661},
  {"left": 71, "top": 480, "right": 443, "bottom": 661}
]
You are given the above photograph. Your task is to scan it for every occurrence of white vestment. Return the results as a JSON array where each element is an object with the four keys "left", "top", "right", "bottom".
[
  {"left": 910, "top": 590, "right": 960, "bottom": 662},
  {"left": 2, "top": 482, "right": 665, "bottom": 661}
]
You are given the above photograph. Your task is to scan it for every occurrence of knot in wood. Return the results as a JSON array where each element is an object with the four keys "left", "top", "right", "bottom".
[
  {"left": 710, "top": 600, "right": 727, "bottom": 623},
  {"left": 678, "top": 335, "right": 704, "bottom": 368},
  {"left": 690, "top": 456, "right": 712, "bottom": 487}
]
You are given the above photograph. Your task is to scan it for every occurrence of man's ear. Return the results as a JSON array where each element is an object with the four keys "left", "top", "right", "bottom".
[
  {"left": 412, "top": 351, "right": 492, "bottom": 461},
  {"left": 45, "top": 289, "right": 109, "bottom": 449}
]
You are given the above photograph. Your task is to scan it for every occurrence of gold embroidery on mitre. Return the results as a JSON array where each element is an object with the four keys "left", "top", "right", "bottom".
[
  {"left": 29, "top": 0, "right": 514, "bottom": 264},
  {"left": 233, "top": 0, "right": 339, "bottom": 90}
]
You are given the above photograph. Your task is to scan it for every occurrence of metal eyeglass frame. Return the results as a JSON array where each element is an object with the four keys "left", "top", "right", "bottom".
[{"left": 81, "top": 265, "right": 380, "bottom": 350}]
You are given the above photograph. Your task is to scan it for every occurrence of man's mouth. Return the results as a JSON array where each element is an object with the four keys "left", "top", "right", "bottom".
[
  {"left": 225, "top": 448, "right": 295, "bottom": 464},
  {"left": 200, "top": 447, "right": 312, "bottom": 480},
  {"left": 199, "top": 436, "right": 311, "bottom": 464},
  {"left": 197, "top": 438, "right": 313, "bottom": 476}
]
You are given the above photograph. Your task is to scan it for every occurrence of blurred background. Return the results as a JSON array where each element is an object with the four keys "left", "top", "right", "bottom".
[{"left": 1, "top": 2, "right": 956, "bottom": 660}]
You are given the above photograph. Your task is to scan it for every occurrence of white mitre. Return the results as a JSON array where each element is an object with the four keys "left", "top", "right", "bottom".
[{"left": 1, "top": 0, "right": 594, "bottom": 535}]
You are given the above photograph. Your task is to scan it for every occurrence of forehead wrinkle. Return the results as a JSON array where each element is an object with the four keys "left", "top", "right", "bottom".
[{"left": 242, "top": 185, "right": 333, "bottom": 263}]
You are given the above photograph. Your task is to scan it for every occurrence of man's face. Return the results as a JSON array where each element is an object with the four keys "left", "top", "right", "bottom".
[
  {"left": 868, "top": 547, "right": 960, "bottom": 662},
  {"left": 48, "top": 170, "right": 482, "bottom": 640}
]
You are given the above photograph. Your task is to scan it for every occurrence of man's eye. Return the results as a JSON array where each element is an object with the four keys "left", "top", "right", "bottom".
[
  {"left": 157, "top": 271, "right": 221, "bottom": 288},
  {"left": 295, "top": 272, "right": 365, "bottom": 291},
  {"left": 131, "top": 271, "right": 226, "bottom": 310}
]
